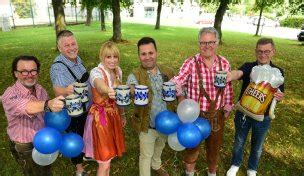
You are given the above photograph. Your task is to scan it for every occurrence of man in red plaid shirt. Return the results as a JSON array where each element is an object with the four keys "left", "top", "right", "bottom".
[{"left": 171, "top": 27, "right": 234, "bottom": 176}]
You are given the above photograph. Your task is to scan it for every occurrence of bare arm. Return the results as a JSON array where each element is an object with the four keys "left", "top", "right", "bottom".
[
  {"left": 25, "top": 96, "right": 65, "bottom": 115},
  {"left": 94, "top": 78, "right": 116, "bottom": 99},
  {"left": 53, "top": 84, "right": 74, "bottom": 97},
  {"left": 227, "top": 70, "right": 244, "bottom": 82}
]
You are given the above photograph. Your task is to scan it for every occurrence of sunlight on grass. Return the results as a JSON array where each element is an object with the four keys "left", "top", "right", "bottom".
[{"left": 0, "top": 22, "right": 303, "bottom": 175}]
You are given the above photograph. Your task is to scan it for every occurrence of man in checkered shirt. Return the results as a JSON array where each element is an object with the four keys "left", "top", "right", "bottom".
[{"left": 171, "top": 27, "right": 234, "bottom": 176}]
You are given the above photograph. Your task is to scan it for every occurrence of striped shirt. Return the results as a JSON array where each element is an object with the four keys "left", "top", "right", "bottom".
[
  {"left": 171, "top": 54, "right": 233, "bottom": 111},
  {"left": 2, "top": 81, "right": 48, "bottom": 143},
  {"left": 127, "top": 68, "right": 167, "bottom": 128}
]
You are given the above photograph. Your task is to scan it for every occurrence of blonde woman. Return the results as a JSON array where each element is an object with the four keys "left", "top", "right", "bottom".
[{"left": 83, "top": 41, "right": 126, "bottom": 176}]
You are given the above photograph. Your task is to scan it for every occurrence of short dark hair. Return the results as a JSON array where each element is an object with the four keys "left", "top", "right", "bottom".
[
  {"left": 256, "top": 38, "right": 275, "bottom": 49},
  {"left": 12, "top": 55, "right": 40, "bottom": 80},
  {"left": 56, "top": 30, "right": 74, "bottom": 45},
  {"left": 137, "top": 37, "right": 157, "bottom": 54}
]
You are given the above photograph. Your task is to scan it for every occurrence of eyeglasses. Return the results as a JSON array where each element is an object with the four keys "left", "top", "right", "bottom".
[
  {"left": 256, "top": 50, "right": 272, "bottom": 55},
  {"left": 16, "top": 70, "right": 39, "bottom": 76},
  {"left": 199, "top": 41, "right": 217, "bottom": 47}
]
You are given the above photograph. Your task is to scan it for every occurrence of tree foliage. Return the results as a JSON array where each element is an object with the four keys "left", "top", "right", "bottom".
[{"left": 11, "top": 0, "right": 34, "bottom": 18}]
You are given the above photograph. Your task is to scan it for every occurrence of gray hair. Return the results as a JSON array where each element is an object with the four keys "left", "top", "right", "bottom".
[{"left": 198, "top": 27, "right": 220, "bottom": 43}]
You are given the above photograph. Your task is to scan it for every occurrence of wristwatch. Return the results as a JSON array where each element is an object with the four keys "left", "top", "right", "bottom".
[{"left": 44, "top": 100, "right": 51, "bottom": 112}]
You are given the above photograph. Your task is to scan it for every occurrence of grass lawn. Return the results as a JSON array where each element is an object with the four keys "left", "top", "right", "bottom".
[{"left": 0, "top": 22, "right": 303, "bottom": 176}]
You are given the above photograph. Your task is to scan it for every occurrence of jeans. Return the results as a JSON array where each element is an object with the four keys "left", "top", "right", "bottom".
[
  {"left": 139, "top": 129, "right": 167, "bottom": 176},
  {"left": 231, "top": 111, "right": 271, "bottom": 171}
]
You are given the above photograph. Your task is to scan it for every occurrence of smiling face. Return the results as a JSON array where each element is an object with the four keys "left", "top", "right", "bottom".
[
  {"left": 14, "top": 60, "right": 39, "bottom": 88},
  {"left": 57, "top": 36, "right": 78, "bottom": 61},
  {"left": 102, "top": 53, "right": 119, "bottom": 70},
  {"left": 199, "top": 32, "right": 219, "bottom": 59},
  {"left": 256, "top": 43, "right": 275, "bottom": 65},
  {"left": 138, "top": 43, "right": 157, "bottom": 70}
]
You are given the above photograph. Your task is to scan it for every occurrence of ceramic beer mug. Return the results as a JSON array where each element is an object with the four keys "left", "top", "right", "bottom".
[
  {"left": 162, "top": 81, "right": 176, "bottom": 102},
  {"left": 65, "top": 94, "right": 83, "bottom": 117},
  {"left": 134, "top": 85, "right": 149, "bottom": 106},
  {"left": 214, "top": 70, "right": 227, "bottom": 88},
  {"left": 115, "top": 85, "right": 131, "bottom": 106},
  {"left": 73, "top": 82, "right": 89, "bottom": 103}
]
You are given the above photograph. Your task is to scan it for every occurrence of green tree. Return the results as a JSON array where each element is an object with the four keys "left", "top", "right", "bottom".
[
  {"left": 52, "top": 0, "right": 66, "bottom": 38},
  {"left": 213, "top": 0, "right": 229, "bottom": 43},
  {"left": 12, "top": 0, "right": 33, "bottom": 18},
  {"left": 155, "top": 0, "right": 163, "bottom": 30},
  {"left": 253, "top": 0, "right": 283, "bottom": 36},
  {"left": 81, "top": 0, "right": 99, "bottom": 26}
]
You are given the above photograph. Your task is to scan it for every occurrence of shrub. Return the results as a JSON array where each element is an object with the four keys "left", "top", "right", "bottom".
[{"left": 280, "top": 16, "right": 304, "bottom": 28}]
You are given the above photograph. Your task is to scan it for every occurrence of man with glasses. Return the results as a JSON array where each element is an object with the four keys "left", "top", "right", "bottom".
[
  {"left": 2, "top": 55, "right": 64, "bottom": 176},
  {"left": 226, "top": 38, "right": 284, "bottom": 176},
  {"left": 50, "top": 30, "right": 91, "bottom": 176},
  {"left": 171, "top": 27, "right": 234, "bottom": 176}
]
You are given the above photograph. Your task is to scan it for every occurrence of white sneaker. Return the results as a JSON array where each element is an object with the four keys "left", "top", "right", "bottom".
[
  {"left": 247, "top": 170, "right": 257, "bottom": 176},
  {"left": 208, "top": 172, "right": 216, "bottom": 176},
  {"left": 226, "top": 165, "right": 239, "bottom": 176}
]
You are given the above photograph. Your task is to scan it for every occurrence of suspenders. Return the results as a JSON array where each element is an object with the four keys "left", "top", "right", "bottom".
[{"left": 194, "top": 55, "right": 225, "bottom": 132}]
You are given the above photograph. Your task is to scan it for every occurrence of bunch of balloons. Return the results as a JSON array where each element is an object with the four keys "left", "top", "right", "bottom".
[
  {"left": 155, "top": 99, "right": 211, "bottom": 151},
  {"left": 32, "top": 109, "right": 84, "bottom": 166}
]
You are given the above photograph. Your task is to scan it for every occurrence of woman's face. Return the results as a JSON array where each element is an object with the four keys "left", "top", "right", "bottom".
[{"left": 102, "top": 53, "right": 119, "bottom": 70}]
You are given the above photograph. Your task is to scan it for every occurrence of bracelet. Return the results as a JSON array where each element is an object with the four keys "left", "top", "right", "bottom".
[{"left": 44, "top": 100, "right": 51, "bottom": 112}]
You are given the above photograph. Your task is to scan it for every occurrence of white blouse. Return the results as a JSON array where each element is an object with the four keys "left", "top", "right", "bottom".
[{"left": 89, "top": 63, "right": 122, "bottom": 88}]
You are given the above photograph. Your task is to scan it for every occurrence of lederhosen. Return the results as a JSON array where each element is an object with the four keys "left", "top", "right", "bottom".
[
  {"left": 184, "top": 56, "right": 226, "bottom": 168},
  {"left": 53, "top": 61, "right": 89, "bottom": 165}
]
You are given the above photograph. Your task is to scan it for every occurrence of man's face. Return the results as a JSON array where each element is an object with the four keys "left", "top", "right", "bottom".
[
  {"left": 138, "top": 43, "right": 157, "bottom": 70},
  {"left": 14, "top": 60, "right": 39, "bottom": 88},
  {"left": 57, "top": 36, "right": 78, "bottom": 61},
  {"left": 199, "top": 33, "right": 218, "bottom": 59},
  {"left": 256, "top": 43, "right": 275, "bottom": 65}
]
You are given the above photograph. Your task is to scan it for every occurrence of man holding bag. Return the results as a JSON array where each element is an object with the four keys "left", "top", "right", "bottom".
[{"left": 226, "top": 38, "right": 284, "bottom": 176}]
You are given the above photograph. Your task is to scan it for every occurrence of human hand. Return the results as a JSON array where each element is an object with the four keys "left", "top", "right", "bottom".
[
  {"left": 108, "top": 88, "right": 116, "bottom": 99},
  {"left": 274, "top": 91, "right": 284, "bottom": 101},
  {"left": 66, "top": 83, "right": 75, "bottom": 95},
  {"left": 121, "top": 115, "right": 126, "bottom": 127},
  {"left": 226, "top": 72, "right": 232, "bottom": 82},
  {"left": 224, "top": 104, "right": 234, "bottom": 118},
  {"left": 48, "top": 96, "right": 65, "bottom": 112}
]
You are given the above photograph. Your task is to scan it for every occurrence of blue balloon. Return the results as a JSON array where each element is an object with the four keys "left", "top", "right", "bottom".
[
  {"left": 155, "top": 110, "right": 181, "bottom": 135},
  {"left": 33, "top": 127, "right": 62, "bottom": 154},
  {"left": 44, "top": 109, "right": 71, "bottom": 131},
  {"left": 177, "top": 123, "right": 202, "bottom": 148},
  {"left": 59, "top": 133, "right": 84, "bottom": 158},
  {"left": 193, "top": 117, "right": 211, "bottom": 140}
]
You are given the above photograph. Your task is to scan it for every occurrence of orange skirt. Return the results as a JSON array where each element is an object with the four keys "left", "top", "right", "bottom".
[{"left": 90, "top": 104, "right": 125, "bottom": 161}]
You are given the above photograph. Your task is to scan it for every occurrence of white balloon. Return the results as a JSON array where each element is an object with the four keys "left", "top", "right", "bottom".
[
  {"left": 168, "top": 133, "right": 185, "bottom": 151},
  {"left": 177, "top": 99, "right": 200, "bottom": 123},
  {"left": 32, "top": 148, "right": 59, "bottom": 166}
]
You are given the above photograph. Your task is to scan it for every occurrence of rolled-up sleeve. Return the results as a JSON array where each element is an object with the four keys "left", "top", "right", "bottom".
[
  {"left": 2, "top": 90, "right": 32, "bottom": 118},
  {"left": 170, "top": 58, "right": 192, "bottom": 96}
]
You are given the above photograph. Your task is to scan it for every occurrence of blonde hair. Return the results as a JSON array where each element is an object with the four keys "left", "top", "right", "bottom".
[{"left": 99, "top": 41, "right": 120, "bottom": 62}]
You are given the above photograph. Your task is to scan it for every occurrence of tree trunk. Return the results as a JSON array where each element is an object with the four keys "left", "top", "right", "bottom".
[
  {"left": 213, "top": 0, "right": 229, "bottom": 43},
  {"left": 155, "top": 0, "right": 162, "bottom": 30},
  {"left": 100, "top": 7, "right": 106, "bottom": 31},
  {"left": 52, "top": 0, "right": 66, "bottom": 37},
  {"left": 111, "top": 0, "right": 122, "bottom": 42},
  {"left": 85, "top": 7, "right": 93, "bottom": 26},
  {"left": 255, "top": 4, "right": 264, "bottom": 36}
]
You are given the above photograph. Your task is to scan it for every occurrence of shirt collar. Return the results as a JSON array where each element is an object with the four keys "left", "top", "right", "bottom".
[
  {"left": 59, "top": 54, "right": 82, "bottom": 68},
  {"left": 147, "top": 66, "right": 161, "bottom": 76},
  {"left": 15, "top": 81, "right": 40, "bottom": 96}
]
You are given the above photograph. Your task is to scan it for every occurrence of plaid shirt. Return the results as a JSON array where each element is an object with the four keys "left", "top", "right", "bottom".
[{"left": 171, "top": 54, "right": 233, "bottom": 111}]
